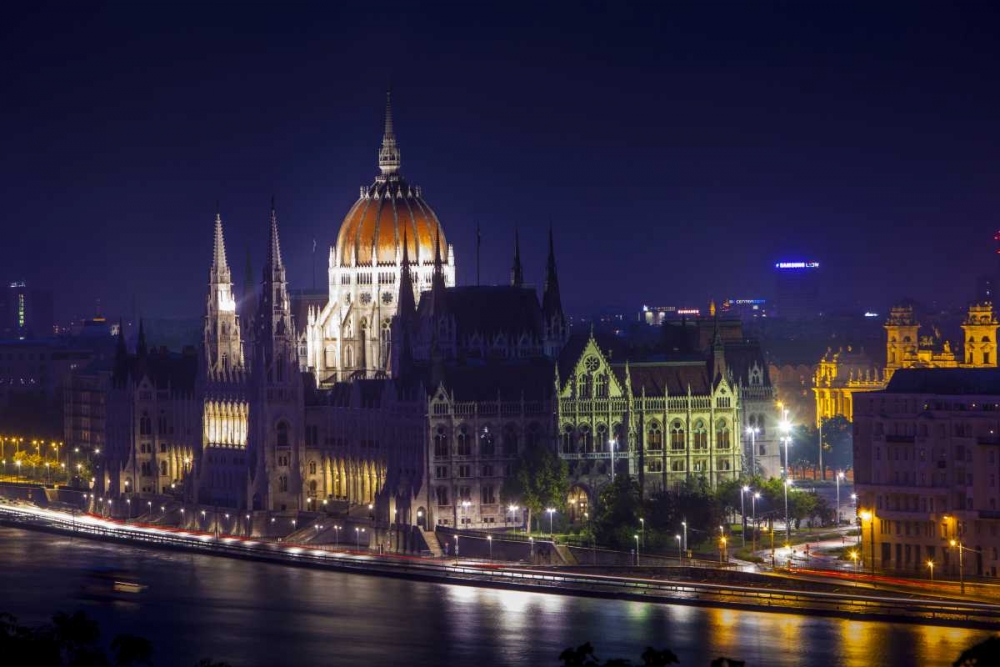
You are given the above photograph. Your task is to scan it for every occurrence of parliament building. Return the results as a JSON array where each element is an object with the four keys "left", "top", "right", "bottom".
[{"left": 83, "top": 95, "right": 780, "bottom": 540}]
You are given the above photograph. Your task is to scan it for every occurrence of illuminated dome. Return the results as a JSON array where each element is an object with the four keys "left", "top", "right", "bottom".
[{"left": 334, "top": 93, "right": 447, "bottom": 267}]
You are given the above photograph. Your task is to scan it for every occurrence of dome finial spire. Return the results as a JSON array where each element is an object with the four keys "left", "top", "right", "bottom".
[{"left": 378, "top": 90, "right": 401, "bottom": 176}]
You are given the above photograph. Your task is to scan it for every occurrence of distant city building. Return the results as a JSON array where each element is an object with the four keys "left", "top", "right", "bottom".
[
  {"left": 720, "top": 298, "right": 769, "bottom": 322},
  {"left": 774, "top": 261, "right": 821, "bottom": 320},
  {"left": 813, "top": 303, "right": 998, "bottom": 425},
  {"left": 2, "top": 282, "right": 54, "bottom": 339},
  {"left": 854, "top": 368, "right": 1000, "bottom": 577}
]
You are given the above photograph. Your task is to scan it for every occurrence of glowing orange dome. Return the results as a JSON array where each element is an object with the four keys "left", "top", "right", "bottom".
[
  {"left": 335, "top": 180, "right": 446, "bottom": 267},
  {"left": 334, "top": 92, "right": 447, "bottom": 267}
]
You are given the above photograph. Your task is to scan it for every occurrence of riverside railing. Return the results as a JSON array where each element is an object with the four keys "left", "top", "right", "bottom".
[{"left": 2, "top": 505, "right": 999, "bottom": 628}]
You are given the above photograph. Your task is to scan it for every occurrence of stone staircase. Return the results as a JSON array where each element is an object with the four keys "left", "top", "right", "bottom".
[{"left": 419, "top": 529, "right": 444, "bottom": 558}]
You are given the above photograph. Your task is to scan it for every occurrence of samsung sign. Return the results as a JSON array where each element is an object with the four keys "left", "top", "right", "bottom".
[{"left": 774, "top": 261, "right": 820, "bottom": 270}]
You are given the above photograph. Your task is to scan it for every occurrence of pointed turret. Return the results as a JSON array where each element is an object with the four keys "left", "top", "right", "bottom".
[
  {"left": 543, "top": 224, "right": 563, "bottom": 318},
  {"left": 510, "top": 227, "right": 524, "bottom": 288},
  {"left": 266, "top": 196, "right": 284, "bottom": 274},
  {"left": 430, "top": 226, "right": 448, "bottom": 314},
  {"left": 542, "top": 224, "right": 566, "bottom": 356},
  {"left": 378, "top": 90, "right": 401, "bottom": 177},
  {"left": 137, "top": 319, "right": 148, "bottom": 359},
  {"left": 213, "top": 211, "right": 229, "bottom": 275}
]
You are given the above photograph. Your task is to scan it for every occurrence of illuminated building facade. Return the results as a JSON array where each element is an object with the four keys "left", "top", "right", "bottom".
[
  {"left": 813, "top": 303, "right": 998, "bottom": 425},
  {"left": 854, "top": 368, "right": 1000, "bottom": 577},
  {"left": 304, "top": 93, "right": 455, "bottom": 385}
]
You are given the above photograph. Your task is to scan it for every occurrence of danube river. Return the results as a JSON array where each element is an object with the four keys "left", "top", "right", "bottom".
[{"left": 0, "top": 527, "right": 992, "bottom": 666}]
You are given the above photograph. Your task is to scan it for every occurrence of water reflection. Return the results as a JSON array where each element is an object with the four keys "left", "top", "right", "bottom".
[{"left": 0, "top": 527, "right": 994, "bottom": 667}]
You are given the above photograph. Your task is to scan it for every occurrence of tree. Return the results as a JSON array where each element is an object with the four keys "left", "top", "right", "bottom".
[
  {"left": 593, "top": 476, "right": 643, "bottom": 550},
  {"left": 501, "top": 444, "right": 568, "bottom": 533},
  {"left": 953, "top": 636, "right": 1000, "bottom": 666}
]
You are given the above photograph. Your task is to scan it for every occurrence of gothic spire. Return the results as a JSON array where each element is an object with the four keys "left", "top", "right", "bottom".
[
  {"left": 398, "top": 226, "right": 416, "bottom": 321},
  {"left": 378, "top": 90, "right": 401, "bottom": 176},
  {"left": 137, "top": 319, "right": 148, "bottom": 359},
  {"left": 266, "top": 196, "right": 284, "bottom": 273},
  {"left": 542, "top": 223, "right": 563, "bottom": 317},
  {"left": 510, "top": 227, "right": 524, "bottom": 288},
  {"left": 213, "top": 210, "right": 229, "bottom": 273}
]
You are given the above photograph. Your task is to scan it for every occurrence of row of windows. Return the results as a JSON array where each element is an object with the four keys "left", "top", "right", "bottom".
[
  {"left": 560, "top": 419, "right": 732, "bottom": 453},
  {"left": 648, "top": 459, "right": 733, "bottom": 473}
]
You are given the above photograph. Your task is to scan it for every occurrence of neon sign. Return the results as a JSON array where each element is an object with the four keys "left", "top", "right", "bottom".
[{"left": 775, "top": 261, "right": 820, "bottom": 269}]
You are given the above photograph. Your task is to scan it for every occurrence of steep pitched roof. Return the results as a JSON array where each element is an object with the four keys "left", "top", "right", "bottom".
[
  {"left": 417, "top": 286, "right": 544, "bottom": 342},
  {"left": 723, "top": 340, "right": 772, "bottom": 387},
  {"left": 611, "top": 361, "right": 711, "bottom": 396},
  {"left": 418, "top": 358, "right": 555, "bottom": 402}
]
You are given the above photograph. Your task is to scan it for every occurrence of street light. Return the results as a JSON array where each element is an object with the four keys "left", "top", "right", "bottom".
[
  {"left": 751, "top": 492, "right": 760, "bottom": 552},
  {"left": 784, "top": 478, "right": 793, "bottom": 542},
  {"left": 634, "top": 533, "right": 640, "bottom": 566},
  {"left": 546, "top": 507, "right": 556, "bottom": 537},
  {"left": 681, "top": 519, "right": 688, "bottom": 554},
  {"left": 745, "top": 425, "right": 759, "bottom": 477},
  {"left": 926, "top": 559, "right": 935, "bottom": 582},
  {"left": 719, "top": 536, "right": 728, "bottom": 563},
  {"left": 609, "top": 438, "right": 617, "bottom": 484},
  {"left": 639, "top": 517, "right": 645, "bottom": 548},
  {"left": 355, "top": 526, "right": 365, "bottom": 550},
  {"left": 487, "top": 535, "right": 493, "bottom": 561},
  {"left": 675, "top": 534, "right": 682, "bottom": 564},
  {"left": 333, "top": 525, "right": 341, "bottom": 547},
  {"left": 836, "top": 471, "right": 845, "bottom": 525},
  {"left": 740, "top": 486, "right": 749, "bottom": 547},
  {"left": 849, "top": 549, "right": 859, "bottom": 584}
]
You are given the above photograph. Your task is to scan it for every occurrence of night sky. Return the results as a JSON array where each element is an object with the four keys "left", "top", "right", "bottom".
[{"left": 4, "top": 2, "right": 1000, "bottom": 322}]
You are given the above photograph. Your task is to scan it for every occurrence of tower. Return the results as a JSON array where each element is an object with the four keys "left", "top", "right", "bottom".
[
  {"left": 198, "top": 208, "right": 250, "bottom": 508},
  {"left": 204, "top": 211, "right": 244, "bottom": 377},
  {"left": 248, "top": 200, "right": 304, "bottom": 512},
  {"left": 542, "top": 225, "right": 567, "bottom": 357},
  {"left": 884, "top": 305, "right": 919, "bottom": 378},
  {"left": 961, "top": 303, "right": 998, "bottom": 368},
  {"left": 510, "top": 228, "right": 524, "bottom": 288}
]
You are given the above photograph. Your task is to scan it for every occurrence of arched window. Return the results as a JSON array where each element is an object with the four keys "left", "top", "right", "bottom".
[
  {"left": 670, "top": 421, "right": 685, "bottom": 450},
  {"left": 595, "top": 373, "right": 608, "bottom": 398},
  {"left": 561, "top": 425, "right": 574, "bottom": 453},
  {"left": 139, "top": 412, "right": 152, "bottom": 436},
  {"left": 309, "top": 461, "right": 317, "bottom": 475},
  {"left": 693, "top": 420, "right": 707, "bottom": 449},
  {"left": 595, "top": 423, "right": 608, "bottom": 452},
  {"left": 719, "top": 459, "right": 731, "bottom": 471},
  {"left": 716, "top": 419, "right": 730, "bottom": 449},
  {"left": 276, "top": 422, "right": 289, "bottom": 448},
  {"left": 501, "top": 424, "right": 517, "bottom": 456},
  {"left": 647, "top": 421, "right": 663, "bottom": 451},
  {"left": 436, "top": 486, "right": 449, "bottom": 506},
  {"left": 380, "top": 317, "right": 392, "bottom": 361},
  {"left": 578, "top": 425, "right": 593, "bottom": 453},
  {"left": 757, "top": 414, "right": 766, "bottom": 436},
  {"left": 579, "top": 374, "right": 592, "bottom": 399},
  {"left": 481, "top": 426, "right": 496, "bottom": 457},
  {"left": 159, "top": 460, "right": 167, "bottom": 476},
  {"left": 434, "top": 427, "right": 449, "bottom": 458},
  {"left": 457, "top": 425, "right": 471, "bottom": 456},
  {"left": 279, "top": 476, "right": 288, "bottom": 492}
]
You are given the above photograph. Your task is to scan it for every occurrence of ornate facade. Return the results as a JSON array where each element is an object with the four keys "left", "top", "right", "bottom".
[
  {"left": 814, "top": 303, "right": 999, "bottom": 425},
  {"left": 88, "top": 95, "right": 782, "bottom": 539}
]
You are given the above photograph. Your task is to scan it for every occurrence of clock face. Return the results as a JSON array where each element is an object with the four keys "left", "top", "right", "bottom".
[
  {"left": 360, "top": 292, "right": 372, "bottom": 305},
  {"left": 381, "top": 291, "right": 393, "bottom": 305},
  {"left": 584, "top": 355, "right": 600, "bottom": 373}
]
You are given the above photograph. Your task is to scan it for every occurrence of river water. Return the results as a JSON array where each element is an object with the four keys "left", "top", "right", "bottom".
[{"left": 0, "top": 526, "right": 992, "bottom": 666}]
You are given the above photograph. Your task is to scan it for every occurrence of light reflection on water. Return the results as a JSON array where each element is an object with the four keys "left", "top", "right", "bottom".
[{"left": 0, "top": 527, "right": 994, "bottom": 667}]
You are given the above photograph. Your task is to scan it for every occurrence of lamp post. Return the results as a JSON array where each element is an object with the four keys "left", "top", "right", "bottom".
[
  {"left": 681, "top": 519, "right": 688, "bottom": 554},
  {"left": 546, "top": 508, "right": 556, "bottom": 537},
  {"left": 745, "top": 425, "right": 759, "bottom": 477},
  {"left": 836, "top": 471, "right": 845, "bottom": 525},
  {"left": 949, "top": 539, "right": 976, "bottom": 595},
  {"left": 675, "top": 534, "right": 682, "bottom": 564},
  {"left": 333, "top": 525, "right": 341, "bottom": 547},
  {"left": 355, "top": 527, "right": 365, "bottom": 550},
  {"left": 926, "top": 559, "right": 935, "bottom": 582},
  {"left": 639, "top": 517, "right": 645, "bottom": 549},
  {"left": 783, "top": 478, "right": 792, "bottom": 542},
  {"left": 740, "top": 486, "right": 749, "bottom": 547},
  {"left": 719, "top": 536, "right": 728, "bottom": 563},
  {"left": 751, "top": 492, "right": 760, "bottom": 553},
  {"left": 609, "top": 438, "right": 617, "bottom": 484},
  {"left": 634, "top": 534, "right": 640, "bottom": 566},
  {"left": 487, "top": 535, "right": 493, "bottom": 561},
  {"left": 849, "top": 550, "right": 859, "bottom": 585}
]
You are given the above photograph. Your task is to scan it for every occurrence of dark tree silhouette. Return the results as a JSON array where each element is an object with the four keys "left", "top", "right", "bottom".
[{"left": 953, "top": 636, "right": 1000, "bottom": 666}]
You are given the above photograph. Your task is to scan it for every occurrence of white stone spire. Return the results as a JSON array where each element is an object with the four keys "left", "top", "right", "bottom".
[{"left": 378, "top": 90, "right": 401, "bottom": 176}]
